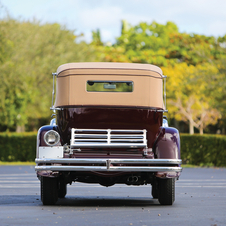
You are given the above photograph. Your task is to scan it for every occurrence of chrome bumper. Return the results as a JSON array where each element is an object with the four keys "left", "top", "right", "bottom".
[{"left": 35, "top": 158, "right": 182, "bottom": 172}]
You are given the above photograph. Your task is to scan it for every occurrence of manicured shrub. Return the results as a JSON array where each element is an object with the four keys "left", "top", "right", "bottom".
[
  {"left": 0, "top": 132, "right": 36, "bottom": 162},
  {"left": 181, "top": 134, "right": 226, "bottom": 167},
  {"left": 0, "top": 132, "right": 226, "bottom": 166}
]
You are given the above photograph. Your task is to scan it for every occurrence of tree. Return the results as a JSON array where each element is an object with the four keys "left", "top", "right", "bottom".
[
  {"left": 112, "top": 20, "right": 225, "bottom": 67},
  {"left": 91, "top": 29, "right": 103, "bottom": 46},
  {"left": 96, "top": 20, "right": 225, "bottom": 134},
  {"left": 163, "top": 63, "right": 221, "bottom": 134},
  {"left": 0, "top": 18, "right": 96, "bottom": 131}
]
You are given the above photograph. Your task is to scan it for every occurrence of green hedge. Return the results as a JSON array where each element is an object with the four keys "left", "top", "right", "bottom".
[
  {"left": 0, "top": 133, "right": 226, "bottom": 166},
  {"left": 181, "top": 134, "right": 226, "bottom": 167},
  {"left": 0, "top": 132, "right": 36, "bottom": 162}
]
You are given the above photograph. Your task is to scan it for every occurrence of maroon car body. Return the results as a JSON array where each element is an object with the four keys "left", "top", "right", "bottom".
[{"left": 35, "top": 62, "right": 182, "bottom": 205}]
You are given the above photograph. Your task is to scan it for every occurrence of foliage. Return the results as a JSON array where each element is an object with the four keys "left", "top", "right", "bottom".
[
  {"left": 113, "top": 21, "right": 224, "bottom": 67},
  {"left": 0, "top": 132, "right": 37, "bottom": 161},
  {"left": 0, "top": 18, "right": 96, "bottom": 132},
  {"left": 0, "top": 16, "right": 226, "bottom": 134},
  {"left": 163, "top": 63, "right": 221, "bottom": 134},
  {"left": 91, "top": 29, "right": 103, "bottom": 46},
  {"left": 181, "top": 134, "right": 226, "bottom": 167},
  {"left": 205, "top": 58, "right": 226, "bottom": 116},
  {"left": 93, "top": 20, "right": 226, "bottom": 134}
]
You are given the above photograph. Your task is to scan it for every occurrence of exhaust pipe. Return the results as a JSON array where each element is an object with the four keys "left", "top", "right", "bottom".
[{"left": 127, "top": 176, "right": 139, "bottom": 184}]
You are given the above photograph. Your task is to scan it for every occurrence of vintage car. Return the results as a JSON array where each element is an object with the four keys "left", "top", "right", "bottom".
[{"left": 35, "top": 62, "right": 182, "bottom": 205}]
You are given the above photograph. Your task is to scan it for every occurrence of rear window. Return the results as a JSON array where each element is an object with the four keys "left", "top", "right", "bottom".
[{"left": 86, "top": 80, "right": 133, "bottom": 92}]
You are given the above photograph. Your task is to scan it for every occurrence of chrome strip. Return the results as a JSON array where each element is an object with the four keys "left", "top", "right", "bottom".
[
  {"left": 51, "top": 72, "right": 57, "bottom": 111},
  {"left": 35, "top": 165, "right": 182, "bottom": 172},
  {"left": 156, "top": 109, "right": 168, "bottom": 113},
  {"left": 163, "top": 75, "right": 167, "bottom": 111},
  {"left": 35, "top": 158, "right": 182, "bottom": 172},
  {"left": 35, "top": 158, "right": 182, "bottom": 165}
]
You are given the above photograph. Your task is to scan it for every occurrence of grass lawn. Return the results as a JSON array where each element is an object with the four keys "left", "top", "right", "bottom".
[{"left": 0, "top": 161, "right": 36, "bottom": 165}]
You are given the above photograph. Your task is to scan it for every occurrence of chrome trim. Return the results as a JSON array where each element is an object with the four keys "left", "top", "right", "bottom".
[
  {"left": 50, "top": 118, "right": 56, "bottom": 126},
  {"left": 50, "top": 107, "right": 62, "bottom": 111},
  {"left": 163, "top": 75, "right": 167, "bottom": 112},
  {"left": 35, "top": 158, "right": 182, "bottom": 172},
  {"left": 51, "top": 72, "right": 57, "bottom": 111},
  {"left": 35, "top": 158, "right": 181, "bottom": 164},
  {"left": 70, "top": 129, "right": 147, "bottom": 148},
  {"left": 156, "top": 109, "right": 168, "bottom": 113},
  {"left": 35, "top": 165, "right": 182, "bottom": 172},
  {"left": 162, "top": 118, "right": 169, "bottom": 127}
]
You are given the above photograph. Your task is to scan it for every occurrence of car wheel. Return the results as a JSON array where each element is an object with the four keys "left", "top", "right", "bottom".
[
  {"left": 158, "top": 178, "right": 175, "bottom": 205},
  {"left": 58, "top": 181, "right": 67, "bottom": 198},
  {"left": 41, "top": 176, "right": 58, "bottom": 205},
  {"left": 151, "top": 179, "right": 158, "bottom": 199}
]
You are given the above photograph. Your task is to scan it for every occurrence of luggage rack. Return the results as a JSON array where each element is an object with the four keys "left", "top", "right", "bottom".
[{"left": 70, "top": 128, "right": 147, "bottom": 148}]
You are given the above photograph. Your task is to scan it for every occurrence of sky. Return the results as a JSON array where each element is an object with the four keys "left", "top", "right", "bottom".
[{"left": 1, "top": 0, "right": 226, "bottom": 44}]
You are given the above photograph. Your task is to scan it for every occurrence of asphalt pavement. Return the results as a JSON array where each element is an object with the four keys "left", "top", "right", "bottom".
[{"left": 0, "top": 165, "right": 226, "bottom": 226}]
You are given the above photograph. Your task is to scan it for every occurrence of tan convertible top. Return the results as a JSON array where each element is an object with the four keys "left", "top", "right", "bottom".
[
  {"left": 57, "top": 62, "right": 163, "bottom": 77},
  {"left": 54, "top": 62, "right": 165, "bottom": 109}
]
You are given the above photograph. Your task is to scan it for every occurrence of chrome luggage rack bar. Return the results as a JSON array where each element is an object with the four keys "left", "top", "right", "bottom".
[{"left": 70, "top": 129, "right": 147, "bottom": 148}]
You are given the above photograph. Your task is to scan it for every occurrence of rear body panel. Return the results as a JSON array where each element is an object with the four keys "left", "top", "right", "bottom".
[{"left": 57, "top": 107, "right": 163, "bottom": 148}]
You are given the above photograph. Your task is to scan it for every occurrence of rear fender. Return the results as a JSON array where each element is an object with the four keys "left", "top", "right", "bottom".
[{"left": 153, "top": 127, "right": 180, "bottom": 160}]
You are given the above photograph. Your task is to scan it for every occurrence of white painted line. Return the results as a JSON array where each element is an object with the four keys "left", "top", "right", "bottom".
[
  {"left": 0, "top": 174, "right": 35, "bottom": 177},
  {"left": 0, "top": 181, "right": 39, "bottom": 183},
  {"left": 0, "top": 185, "right": 40, "bottom": 188},
  {"left": 176, "top": 186, "right": 226, "bottom": 188},
  {"left": 179, "top": 179, "right": 226, "bottom": 181}
]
